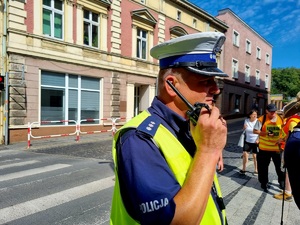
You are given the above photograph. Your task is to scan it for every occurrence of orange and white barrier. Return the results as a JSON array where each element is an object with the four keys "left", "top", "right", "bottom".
[
  {"left": 76, "top": 117, "right": 126, "bottom": 141},
  {"left": 27, "top": 120, "right": 77, "bottom": 149},
  {"left": 27, "top": 117, "right": 127, "bottom": 148}
]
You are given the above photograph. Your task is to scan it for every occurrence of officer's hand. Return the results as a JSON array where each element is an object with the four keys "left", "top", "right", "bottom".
[{"left": 190, "top": 106, "right": 227, "bottom": 155}]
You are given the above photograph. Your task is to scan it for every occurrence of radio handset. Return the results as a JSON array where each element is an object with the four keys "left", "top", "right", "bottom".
[{"left": 166, "top": 80, "right": 211, "bottom": 126}]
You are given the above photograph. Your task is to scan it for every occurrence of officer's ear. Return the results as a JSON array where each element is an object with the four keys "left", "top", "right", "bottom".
[{"left": 165, "top": 76, "right": 178, "bottom": 97}]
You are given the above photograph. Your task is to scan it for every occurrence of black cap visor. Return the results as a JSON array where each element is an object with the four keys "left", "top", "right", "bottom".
[{"left": 186, "top": 66, "right": 228, "bottom": 77}]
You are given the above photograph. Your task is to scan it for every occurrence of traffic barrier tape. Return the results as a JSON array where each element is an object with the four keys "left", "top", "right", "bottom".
[{"left": 27, "top": 117, "right": 127, "bottom": 149}]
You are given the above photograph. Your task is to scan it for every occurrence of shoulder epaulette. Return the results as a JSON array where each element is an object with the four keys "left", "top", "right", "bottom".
[{"left": 137, "top": 115, "right": 161, "bottom": 138}]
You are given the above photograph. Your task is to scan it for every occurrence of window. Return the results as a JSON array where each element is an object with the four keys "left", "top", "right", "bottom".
[
  {"left": 136, "top": 28, "right": 147, "bottom": 60},
  {"left": 235, "top": 95, "right": 241, "bottom": 111},
  {"left": 192, "top": 19, "right": 197, "bottom": 28},
  {"left": 41, "top": 71, "right": 101, "bottom": 124},
  {"left": 43, "top": 0, "right": 63, "bottom": 39},
  {"left": 131, "top": 9, "right": 156, "bottom": 60},
  {"left": 233, "top": 30, "right": 239, "bottom": 47},
  {"left": 256, "top": 70, "right": 260, "bottom": 86},
  {"left": 266, "top": 53, "right": 270, "bottom": 65},
  {"left": 246, "top": 39, "right": 251, "bottom": 54},
  {"left": 265, "top": 74, "right": 269, "bottom": 88},
  {"left": 83, "top": 10, "right": 99, "bottom": 48},
  {"left": 177, "top": 10, "right": 181, "bottom": 21},
  {"left": 256, "top": 47, "right": 261, "bottom": 59},
  {"left": 232, "top": 59, "right": 238, "bottom": 79},
  {"left": 134, "top": 86, "right": 140, "bottom": 116},
  {"left": 205, "top": 22, "right": 210, "bottom": 31},
  {"left": 245, "top": 65, "right": 250, "bottom": 83}
]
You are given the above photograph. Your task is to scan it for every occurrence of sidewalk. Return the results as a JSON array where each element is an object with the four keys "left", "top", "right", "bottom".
[
  {"left": 221, "top": 141, "right": 299, "bottom": 225},
  {"left": 1, "top": 119, "right": 300, "bottom": 225}
]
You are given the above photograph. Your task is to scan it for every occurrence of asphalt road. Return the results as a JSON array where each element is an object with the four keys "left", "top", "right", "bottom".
[{"left": 0, "top": 118, "right": 248, "bottom": 225}]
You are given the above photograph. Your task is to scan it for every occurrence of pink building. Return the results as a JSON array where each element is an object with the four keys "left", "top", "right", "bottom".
[{"left": 216, "top": 8, "right": 272, "bottom": 117}]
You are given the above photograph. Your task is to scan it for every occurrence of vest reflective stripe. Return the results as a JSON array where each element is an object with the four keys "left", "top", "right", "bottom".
[
  {"left": 110, "top": 111, "right": 226, "bottom": 225},
  {"left": 283, "top": 116, "right": 300, "bottom": 134},
  {"left": 258, "top": 115, "right": 284, "bottom": 152}
]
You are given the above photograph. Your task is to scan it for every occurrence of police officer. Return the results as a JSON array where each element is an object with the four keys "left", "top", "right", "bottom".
[{"left": 110, "top": 32, "right": 228, "bottom": 225}]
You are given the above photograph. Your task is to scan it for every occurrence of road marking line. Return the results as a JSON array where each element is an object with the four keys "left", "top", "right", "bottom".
[
  {"left": 0, "top": 160, "right": 39, "bottom": 170},
  {"left": 0, "top": 175, "right": 115, "bottom": 224},
  {"left": 0, "top": 164, "right": 71, "bottom": 182}
]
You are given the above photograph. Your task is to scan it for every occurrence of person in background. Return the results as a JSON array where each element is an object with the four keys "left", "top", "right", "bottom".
[
  {"left": 240, "top": 109, "right": 259, "bottom": 175},
  {"left": 110, "top": 32, "right": 228, "bottom": 225},
  {"left": 273, "top": 112, "right": 300, "bottom": 202},
  {"left": 253, "top": 104, "right": 285, "bottom": 191},
  {"left": 279, "top": 92, "right": 300, "bottom": 208}
]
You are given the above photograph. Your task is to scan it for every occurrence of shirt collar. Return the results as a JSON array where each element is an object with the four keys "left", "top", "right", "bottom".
[{"left": 148, "top": 97, "right": 189, "bottom": 134}]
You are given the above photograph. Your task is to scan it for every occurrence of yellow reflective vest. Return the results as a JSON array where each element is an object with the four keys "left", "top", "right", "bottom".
[
  {"left": 258, "top": 114, "right": 285, "bottom": 152},
  {"left": 110, "top": 111, "right": 226, "bottom": 225}
]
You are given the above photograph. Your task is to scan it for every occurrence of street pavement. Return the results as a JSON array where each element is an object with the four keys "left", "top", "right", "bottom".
[{"left": 1, "top": 118, "right": 299, "bottom": 225}]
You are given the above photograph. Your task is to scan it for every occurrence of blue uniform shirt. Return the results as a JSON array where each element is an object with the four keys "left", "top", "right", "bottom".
[{"left": 116, "top": 97, "right": 196, "bottom": 225}]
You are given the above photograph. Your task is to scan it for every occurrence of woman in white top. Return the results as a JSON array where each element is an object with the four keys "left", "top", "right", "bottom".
[{"left": 240, "top": 109, "right": 259, "bottom": 175}]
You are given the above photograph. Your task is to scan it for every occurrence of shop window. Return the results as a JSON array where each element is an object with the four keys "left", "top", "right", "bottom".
[{"left": 41, "top": 71, "right": 101, "bottom": 124}]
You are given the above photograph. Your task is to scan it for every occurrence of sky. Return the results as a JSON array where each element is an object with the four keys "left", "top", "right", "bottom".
[{"left": 188, "top": 0, "right": 300, "bottom": 69}]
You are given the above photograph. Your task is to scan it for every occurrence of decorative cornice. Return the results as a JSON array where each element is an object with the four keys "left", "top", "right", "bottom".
[
  {"left": 131, "top": 8, "right": 157, "bottom": 27},
  {"left": 170, "top": 26, "right": 188, "bottom": 36}
]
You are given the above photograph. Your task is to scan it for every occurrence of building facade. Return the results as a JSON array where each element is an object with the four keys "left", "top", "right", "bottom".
[
  {"left": 216, "top": 8, "right": 272, "bottom": 118},
  {"left": 1, "top": 0, "right": 230, "bottom": 143}
]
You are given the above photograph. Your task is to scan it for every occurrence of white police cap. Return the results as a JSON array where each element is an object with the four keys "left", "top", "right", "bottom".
[{"left": 150, "top": 32, "right": 228, "bottom": 77}]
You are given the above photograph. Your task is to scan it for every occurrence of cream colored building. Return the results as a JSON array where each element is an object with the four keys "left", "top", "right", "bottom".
[{"left": 1, "top": 0, "right": 228, "bottom": 143}]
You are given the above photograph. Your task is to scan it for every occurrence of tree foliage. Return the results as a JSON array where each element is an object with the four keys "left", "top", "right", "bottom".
[{"left": 271, "top": 67, "right": 300, "bottom": 100}]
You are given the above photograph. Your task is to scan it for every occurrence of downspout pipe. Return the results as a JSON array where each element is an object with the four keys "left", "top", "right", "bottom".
[{"left": 2, "top": 0, "right": 8, "bottom": 145}]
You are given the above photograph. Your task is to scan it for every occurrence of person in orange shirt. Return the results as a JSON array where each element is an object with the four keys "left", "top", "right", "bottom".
[
  {"left": 253, "top": 104, "right": 285, "bottom": 191},
  {"left": 273, "top": 113, "right": 300, "bottom": 201},
  {"left": 275, "top": 92, "right": 300, "bottom": 208}
]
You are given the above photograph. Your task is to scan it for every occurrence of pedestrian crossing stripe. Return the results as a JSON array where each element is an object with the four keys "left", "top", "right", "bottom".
[
  {"left": 0, "top": 175, "right": 115, "bottom": 224},
  {"left": 0, "top": 164, "right": 71, "bottom": 182}
]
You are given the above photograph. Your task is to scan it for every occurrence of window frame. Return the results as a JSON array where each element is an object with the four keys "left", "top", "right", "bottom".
[
  {"left": 177, "top": 10, "right": 182, "bottom": 21},
  {"left": 256, "top": 47, "right": 261, "bottom": 60},
  {"left": 246, "top": 39, "right": 251, "bottom": 54},
  {"left": 265, "top": 74, "right": 269, "bottom": 89},
  {"left": 232, "top": 59, "right": 239, "bottom": 79},
  {"left": 266, "top": 53, "right": 270, "bottom": 65},
  {"left": 40, "top": 71, "right": 101, "bottom": 125},
  {"left": 233, "top": 30, "right": 240, "bottom": 47},
  {"left": 192, "top": 18, "right": 197, "bottom": 28},
  {"left": 83, "top": 9, "right": 100, "bottom": 48},
  {"left": 255, "top": 70, "right": 260, "bottom": 86},
  {"left": 42, "top": 0, "right": 64, "bottom": 40},
  {"left": 136, "top": 28, "right": 148, "bottom": 60},
  {"left": 245, "top": 65, "right": 250, "bottom": 83}
]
